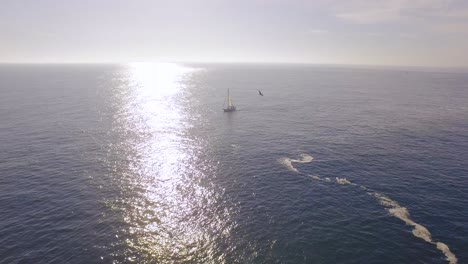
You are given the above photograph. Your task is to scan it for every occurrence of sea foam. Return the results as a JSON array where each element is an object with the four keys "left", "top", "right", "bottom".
[
  {"left": 372, "top": 193, "right": 457, "bottom": 264},
  {"left": 278, "top": 153, "right": 314, "bottom": 173},
  {"left": 279, "top": 153, "right": 458, "bottom": 264}
]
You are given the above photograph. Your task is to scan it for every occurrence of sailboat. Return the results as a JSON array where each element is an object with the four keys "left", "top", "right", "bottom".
[{"left": 223, "top": 89, "right": 236, "bottom": 112}]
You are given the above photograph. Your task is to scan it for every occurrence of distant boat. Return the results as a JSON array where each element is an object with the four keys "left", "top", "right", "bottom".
[{"left": 223, "top": 89, "right": 236, "bottom": 112}]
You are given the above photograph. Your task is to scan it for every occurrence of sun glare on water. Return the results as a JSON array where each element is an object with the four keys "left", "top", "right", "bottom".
[
  {"left": 129, "top": 62, "right": 192, "bottom": 97},
  {"left": 107, "top": 62, "right": 233, "bottom": 263}
]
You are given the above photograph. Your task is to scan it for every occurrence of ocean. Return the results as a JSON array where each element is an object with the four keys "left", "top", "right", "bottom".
[{"left": 0, "top": 63, "right": 467, "bottom": 264}]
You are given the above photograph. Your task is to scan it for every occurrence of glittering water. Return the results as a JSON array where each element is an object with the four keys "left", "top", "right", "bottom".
[{"left": 1, "top": 63, "right": 467, "bottom": 263}]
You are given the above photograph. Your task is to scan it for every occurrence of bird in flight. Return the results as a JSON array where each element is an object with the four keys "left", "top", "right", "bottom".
[{"left": 258, "top": 90, "right": 264, "bottom": 96}]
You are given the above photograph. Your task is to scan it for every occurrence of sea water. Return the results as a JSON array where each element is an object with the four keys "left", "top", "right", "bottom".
[{"left": 1, "top": 63, "right": 467, "bottom": 263}]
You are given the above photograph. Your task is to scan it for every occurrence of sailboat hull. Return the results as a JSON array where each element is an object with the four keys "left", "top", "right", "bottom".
[{"left": 223, "top": 106, "right": 236, "bottom": 112}]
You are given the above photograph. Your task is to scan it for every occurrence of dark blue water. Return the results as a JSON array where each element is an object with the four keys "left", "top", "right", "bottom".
[{"left": 1, "top": 63, "right": 467, "bottom": 264}]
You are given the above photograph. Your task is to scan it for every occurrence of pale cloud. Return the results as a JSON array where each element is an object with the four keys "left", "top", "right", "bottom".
[
  {"left": 333, "top": 0, "right": 465, "bottom": 24},
  {"left": 331, "top": 0, "right": 468, "bottom": 39},
  {"left": 432, "top": 22, "right": 468, "bottom": 34},
  {"left": 336, "top": 8, "right": 401, "bottom": 24},
  {"left": 307, "top": 29, "right": 329, "bottom": 34},
  {"left": 423, "top": 9, "right": 468, "bottom": 19}
]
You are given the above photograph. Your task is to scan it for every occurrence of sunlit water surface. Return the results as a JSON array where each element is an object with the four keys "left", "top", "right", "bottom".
[{"left": 0, "top": 63, "right": 467, "bottom": 264}]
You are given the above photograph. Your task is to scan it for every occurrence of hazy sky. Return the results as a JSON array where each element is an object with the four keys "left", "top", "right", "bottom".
[{"left": 2, "top": 0, "right": 468, "bottom": 67}]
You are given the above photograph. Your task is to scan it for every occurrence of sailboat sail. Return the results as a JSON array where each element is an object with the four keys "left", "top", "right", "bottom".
[{"left": 224, "top": 89, "right": 236, "bottom": 112}]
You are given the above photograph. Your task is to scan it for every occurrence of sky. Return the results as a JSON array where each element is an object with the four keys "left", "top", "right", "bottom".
[{"left": 1, "top": 0, "right": 468, "bottom": 67}]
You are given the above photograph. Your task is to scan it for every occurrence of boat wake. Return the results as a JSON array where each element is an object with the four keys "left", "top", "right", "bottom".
[
  {"left": 278, "top": 154, "right": 314, "bottom": 173},
  {"left": 279, "top": 153, "right": 457, "bottom": 264}
]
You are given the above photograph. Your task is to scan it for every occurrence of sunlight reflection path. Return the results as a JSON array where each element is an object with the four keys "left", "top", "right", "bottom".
[{"left": 107, "top": 63, "right": 232, "bottom": 263}]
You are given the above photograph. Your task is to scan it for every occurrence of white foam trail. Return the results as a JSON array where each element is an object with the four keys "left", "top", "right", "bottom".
[
  {"left": 310, "top": 175, "right": 321, "bottom": 180},
  {"left": 372, "top": 193, "right": 457, "bottom": 264},
  {"left": 279, "top": 153, "right": 458, "bottom": 264},
  {"left": 335, "top": 177, "right": 352, "bottom": 185},
  {"left": 309, "top": 175, "right": 354, "bottom": 186},
  {"left": 278, "top": 154, "right": 314, "bottom": 173},
  {"left": 437, "top": 242, "right": 458, "bottom": 264},
  {"left": 278, "top": 157, "right": 298, "bottom": 173},
  {"left": 290, "top": 154, "right": 314, "bottom": 163}
]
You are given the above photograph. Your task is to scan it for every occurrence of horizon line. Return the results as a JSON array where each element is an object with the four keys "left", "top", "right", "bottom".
[{"left": 1, "top": 61, "right": 467, "bottom": 71}]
